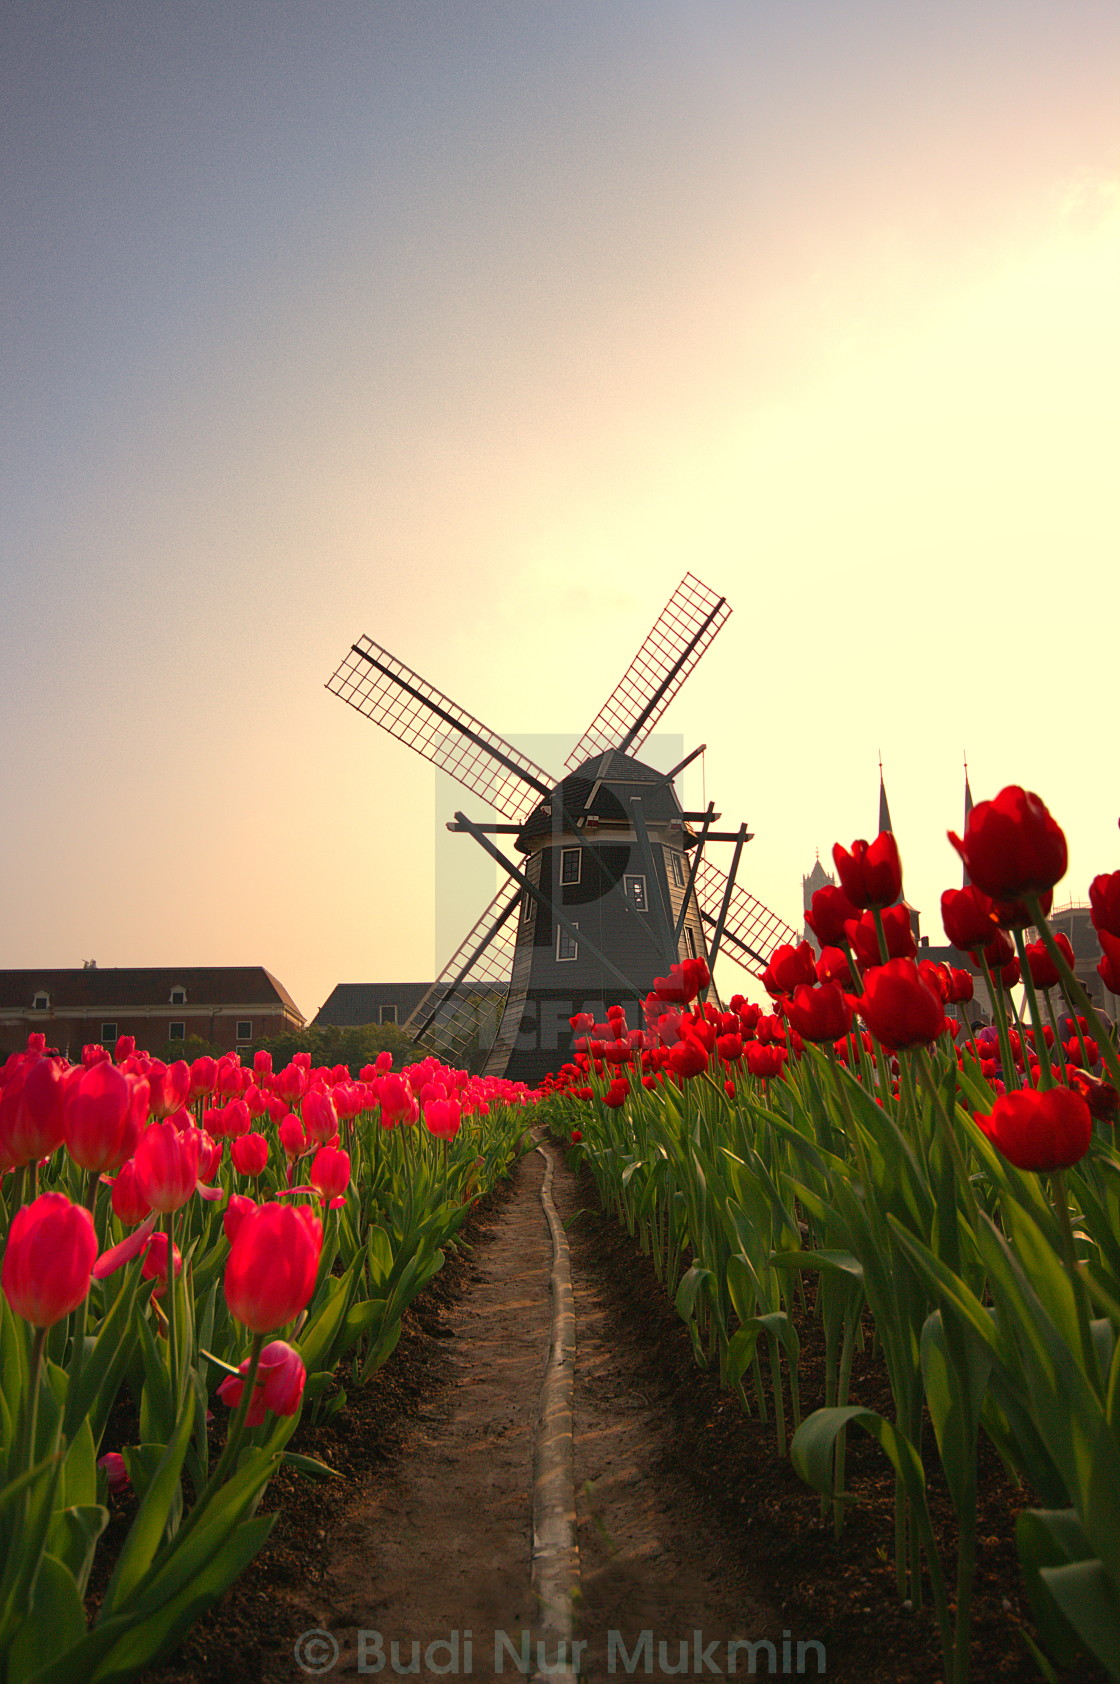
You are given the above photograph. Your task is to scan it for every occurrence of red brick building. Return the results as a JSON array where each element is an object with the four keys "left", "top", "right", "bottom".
[{"left": 0, "top": 965, "right": 305, "bottom": 1060}]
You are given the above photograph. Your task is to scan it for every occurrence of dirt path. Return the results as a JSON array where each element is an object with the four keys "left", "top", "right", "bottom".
[{"left": 257, "top": 1141, "right": 780, "bottom": 1683}]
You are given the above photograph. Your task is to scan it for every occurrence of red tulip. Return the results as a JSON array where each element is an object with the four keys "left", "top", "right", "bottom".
[
  {"left": 815, "top": 946, "right": 851, "bottom": 986},
  {"left": 975, "top": 1086, "right": 1091, "bottom": 1172},
  {"left": 1025, "top": 932, "right": 1075, "bottom": 990},
  {"left": 804, "top": 883, "right": 860, "bottom": 949},
  {"left": 949, "top": 786, "right": 1067, "bottom": 900},
  {"left": 602, "top": 1077, "right": 630, "bottom": 1109},
  {"left": 224, "top": 1202, "right": 322, "bottom": 1333},
  {"left": 1098, "top": 929, "right": 1120, "bottom": 995},
  {"left": 941, "top": 886, "right": 998, "bottom": 951},
  {"left": 668, "top": 1038, "right": 708, "bottom": 1079},
  {"left": 832, "top": 832, "right": 903, "bottom": 911},
  {"left": 759, "top": 941, "right": 818, "bottom": 998},
  {"left": 570, "top": 1129, "right": 583, "bottom": 1142},
  {"left": 946, "top": 967, "right": 975, "bottom": 1005},
  {"left": 715, "top": 1032, "right": 745, "bottom": 1063},
  {"left": 132, "top": 1120, "right": 201, "bottom": 1214},
  {"left": 2, "top": 1193, "right": 97, "bottom": 1326},
  {"left": 217, "top": 1339, "right": 306, "bottom": 1426},
  {"left": 845, "top": 904, "right": 917, "bottom": 969},
  {"left": 1089, "top": 872, "right": 1120, "bottom": 939},
  {"left": 783, "top": 982, "right": 853, "bottom": 1044},
  {"left": 855, "top": 959, "right": 947, "bottom": 1051},
  {"left": 745, "top": 1042, "right": 786, "bottom": 1079},
  {"left": 231, "top": 1133, "right": 269, "bottom": 1177}
]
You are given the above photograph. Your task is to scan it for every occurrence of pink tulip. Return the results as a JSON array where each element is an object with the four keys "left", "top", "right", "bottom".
[
  {"left": 302, "top": 1088, "right": 338, "bottom": 1146},
  {"left": 424, "top": 1099, "right": 461, "bottom": 1140},
  {"left": 223, "top": 1193, "right": 258, "bottom": 1245},
  {"left": 141, "top": 1230, "right": 182, "bottom": 1298},
  {"left": 309, "top": 1145, "right": 350, "bottom": 1201},
  {"left": 224, "top": 1202, "right": 321, "bottom": 1333},
  {"left": 65, "top": 1063, "right": 146, "bottom": 1174},
  {"left": 0, "top": 1056, "right": 66, "bottom": 1166},
  {"left": 231, "top": 1133, "right": 269, "bottom": 1177},
  {"left": 132, "top": 1120, "right": 201, "bottom": 1213},
  {"left": 2, "top": 1192, "right": 97, "bottom": 1326},
  {"left": 111, "top": 1158, "right": 152, "bottom": 1225},
  {"left": 217, "top": 1339, "right": 306, "bottom": 1426},
  {"left": 98, "top": 1451, "right": 130, "bottom": 1493}
]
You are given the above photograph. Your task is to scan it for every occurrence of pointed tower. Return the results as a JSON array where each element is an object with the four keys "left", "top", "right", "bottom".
[
  {"left": 878, "top": 755, "right": 893, "bottom": 835},
  {"left": 962, "top": 759, "right": 973, "bottom": 886},
  {"left": 877, "top": 759, "right": 920, "bottom": 943},
  {"left": 802, "top": 851, "right": 836, "bottom": 951}
]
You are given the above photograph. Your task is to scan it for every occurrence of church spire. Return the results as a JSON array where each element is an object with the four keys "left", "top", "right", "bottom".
[
  {"left": 877, "top": 752, "right": 893, "bottom": 835},
  {"left": 962, "top": 754, "right": 973, "bottom": 885}
]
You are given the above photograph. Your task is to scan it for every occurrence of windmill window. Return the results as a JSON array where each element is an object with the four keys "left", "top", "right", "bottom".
[
  {"left": 624, "top": 874, "right": 648, "bottom": 911},
  {"left": 32, "top": 992, "right": 50, "bottom": 1011},
  {"left": 170, "top": 987, "right": 187, "bottom": 1005},
  {"left": 670, "top": 850, "right": 686, "bottom": 888},
  {"left": 101, "top": 1022, "right": 117, "bottom": 1043},
  {"left": 684, "top": 929, "right": 698, "bottom": 960},
  {"left": 560, "top": 847, "right": 581, "bottom": 886},
  {"left": 169, "top": 1022, "right": 186, "bottom": 1041},
  {"left": 556, "top": 922, "right": 579, "bottom": 962},
  {"left": 236, "top": 1021, "right": 252, "bottom": 1040},
  {"left": 380, "top": 1005, "right": 398, "bottom": 1024}
]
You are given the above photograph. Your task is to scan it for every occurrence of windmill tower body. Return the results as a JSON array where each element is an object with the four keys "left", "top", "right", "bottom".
[
  {"left": 326, "top": 575, "right": 799, "bottom": 1082},
  {"left": 486, "top": 752, "right": 708, "bottom": 1085}
]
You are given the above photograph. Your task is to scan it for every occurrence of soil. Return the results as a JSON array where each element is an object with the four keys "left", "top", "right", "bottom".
[{"left": 137, "top": 1141, "right": 1107, "bottom": 1684}]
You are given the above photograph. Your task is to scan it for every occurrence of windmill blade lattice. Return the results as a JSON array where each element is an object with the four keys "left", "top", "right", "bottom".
[
  {"left": 564, "top": 574, "right": 730, "bottom": 771},
  {"left": 404, "top": 880, "right": 522, "bottom": 1068},
  {"left": 692, "top": 857, "right": 799, "bottom": 974},
  {"left": 327, "top": 637, "right": 553, "bottom": 824}
]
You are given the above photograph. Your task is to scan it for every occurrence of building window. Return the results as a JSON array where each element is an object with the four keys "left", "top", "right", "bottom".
[
  {"left": 560, "top": 847, "right": 581, "bottom": 886},
  {"left": 170, "top": 987, "right": 187, "bottom": 1005},
  {"left": 623, "top": 874, "right": 648, "bottom": 911},
  {"left": 684, "top": 928, "right": 698, "bottom": 960},
  {"left": 236, "top": 1020, "right": 252, "bottom": 1040},
  {"left": 380, "top": 1005, "right": 398, "bottom": 1024},
  {"left": 101, "top": 1022, "right": 117, "bottom": 1043},
  {"left": 522, "top": 891, "right": 536, "bottom": 928},
  {"left": 669, "top": 850, "right": 686, "bottom": 888},
  {"left": 557, "top": 922, "right": 579, "bottom": 962},
  {"left": 169, "top": 1022, "right": 186, "bottom": 1041},
  {"left": 32, "top": 992, "right": 49, "bottom": 1011}
]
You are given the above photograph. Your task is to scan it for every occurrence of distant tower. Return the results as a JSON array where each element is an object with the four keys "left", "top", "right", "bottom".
[
  {"left": 802, "top": 852, "right": 835, "bottom": 951},
  {"left": 877, "top": 759, "right": 921, "bottom": 943},
  {"left": 962, "top": 758, "right": 974, "bottom": 886}
]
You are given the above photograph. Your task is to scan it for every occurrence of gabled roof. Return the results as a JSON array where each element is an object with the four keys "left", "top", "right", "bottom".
[{"left": 0, "top": 967, "right": 304, "bottom": 1021}]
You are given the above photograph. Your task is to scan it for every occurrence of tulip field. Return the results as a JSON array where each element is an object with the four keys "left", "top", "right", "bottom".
[
  {"left": 0, "top": 1040, "right": 534, "bottom": 1682},
  {"left": 543, "top": 787, "right": 1120, "bottom": 1683}
]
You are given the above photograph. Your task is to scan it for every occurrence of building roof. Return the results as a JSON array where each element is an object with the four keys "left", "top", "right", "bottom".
[
  {"left": 0, "top": 967, "right": 304, "bottom": 1020},
  {"left": 314, "top": 980, "right": 504, "bottom": 1027}
]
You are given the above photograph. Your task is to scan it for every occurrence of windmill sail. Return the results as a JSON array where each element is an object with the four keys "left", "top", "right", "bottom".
[
  {"left": 327, "top": 637, "right": 553, "bottom": 823},
  {"left": 692, "top": 857, "right": 799, "bottom": 973},
  {"left": 564, "top": 574, "right": 731, "bottom": 771},
  {"left": 404, "top": 880, "right": 522, "bottom": 1069}
]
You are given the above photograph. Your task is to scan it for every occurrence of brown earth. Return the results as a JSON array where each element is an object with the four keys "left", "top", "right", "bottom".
[{"left": 140, "top": 1140, "right": 1106, "bottom": 1684}]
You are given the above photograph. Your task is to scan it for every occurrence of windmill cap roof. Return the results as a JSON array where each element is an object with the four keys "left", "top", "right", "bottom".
[{"left": 518, "top": 751, "right": 683, "bottom": 846}]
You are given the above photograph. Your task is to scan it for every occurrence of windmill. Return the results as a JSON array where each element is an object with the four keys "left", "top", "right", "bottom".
[{"left": 326, "top": 573, "right": 798, "bottom": 1084}]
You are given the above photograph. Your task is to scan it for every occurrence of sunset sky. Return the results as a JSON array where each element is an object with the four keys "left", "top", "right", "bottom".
[{"left": 2, "top": 1, "right": 1118, "bottom": 1022}]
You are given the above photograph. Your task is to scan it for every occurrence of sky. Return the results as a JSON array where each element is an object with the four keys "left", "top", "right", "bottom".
[{"left": 2, "top": 0, "right": 1118, "bottom": 1023}]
